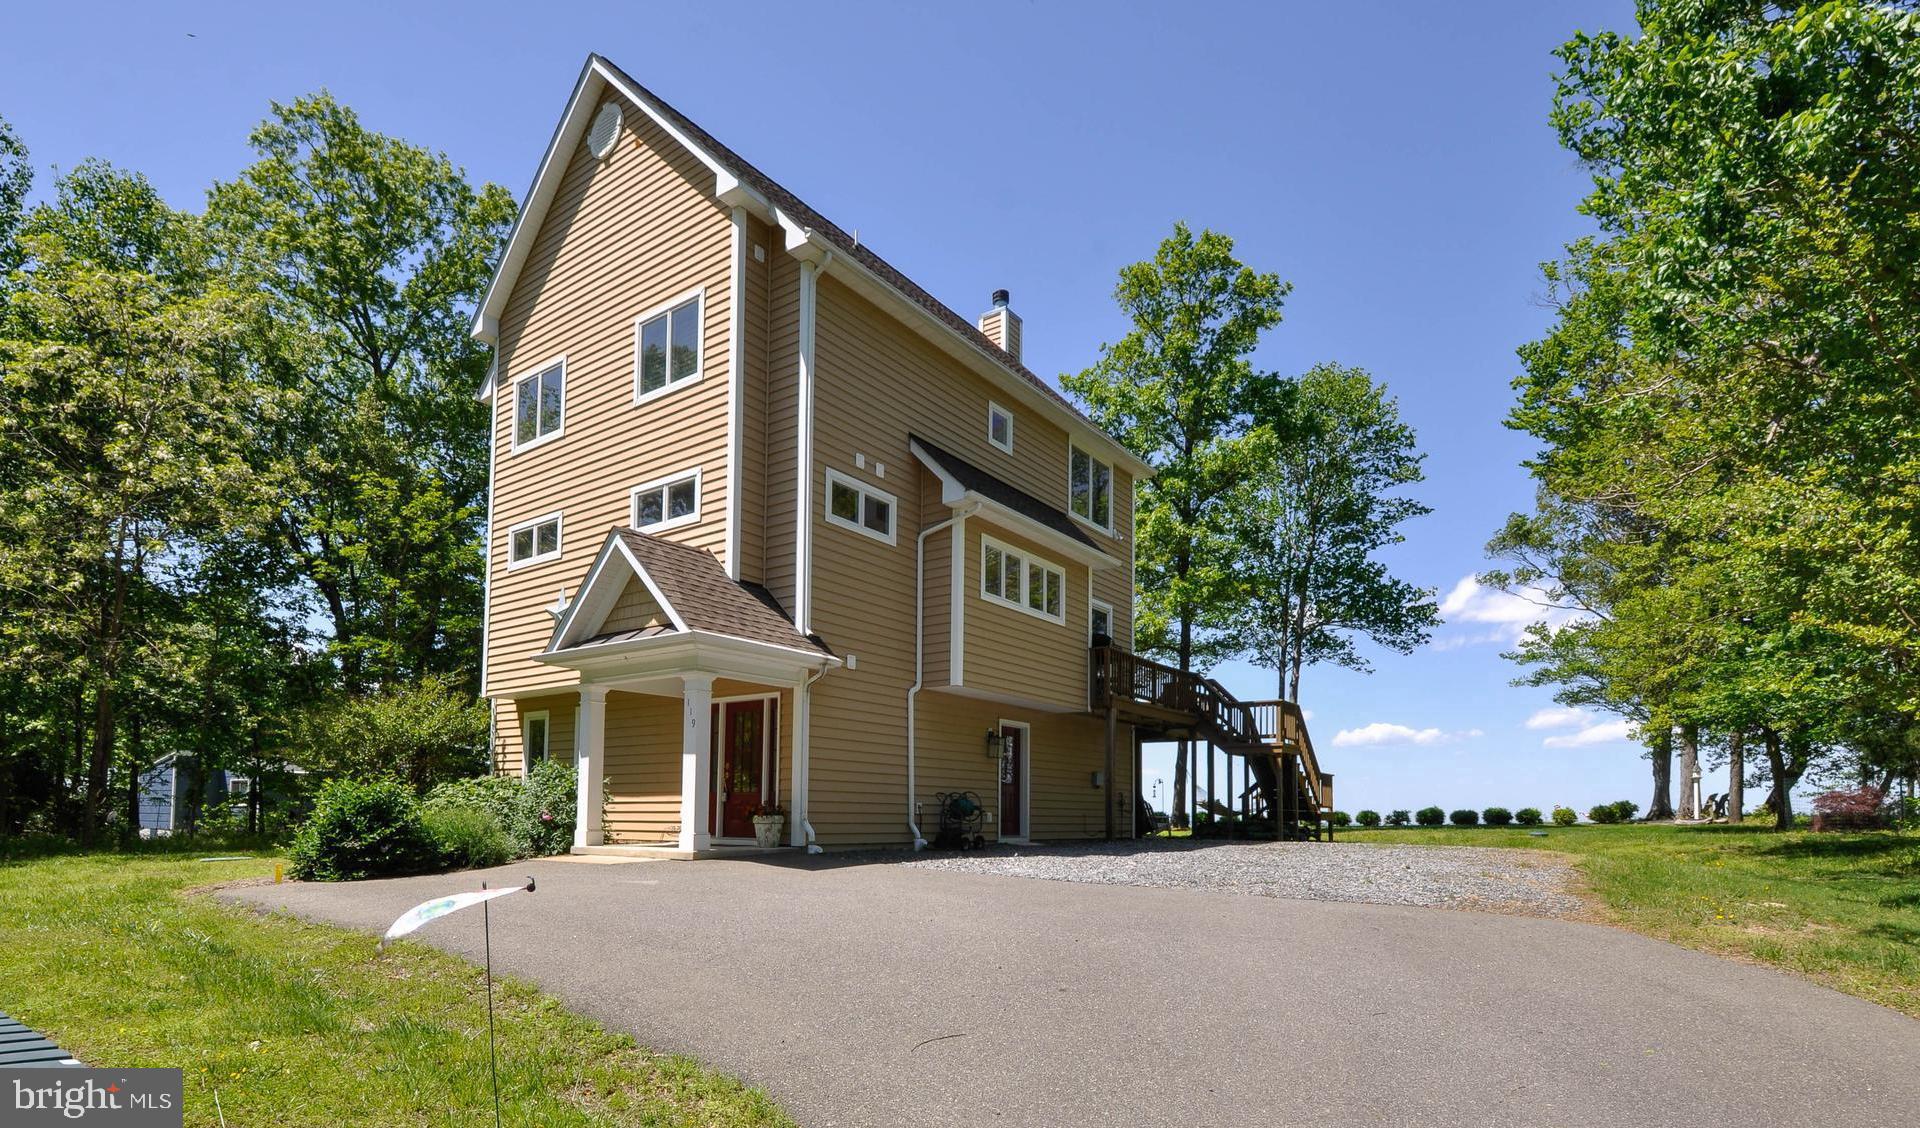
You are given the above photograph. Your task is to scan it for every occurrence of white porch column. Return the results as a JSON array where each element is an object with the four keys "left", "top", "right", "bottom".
[
  {"left": 575, "top": 684, "right": 608, "bottom": 848},
  {"left": 790, "top": 675, "right": 812, "bottom": 848},
  {"left": 679, "top": 674, "right": 716, "bottom": 853}
]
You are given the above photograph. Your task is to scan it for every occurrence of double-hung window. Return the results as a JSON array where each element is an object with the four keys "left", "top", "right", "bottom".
[
  {"left": 507, "top": 512, "right": 562, "bottom": 569},
  {"left": 981, "top": 535, "right": 1065, "bottom": 624},
  {"left": 1069, "top": 444, "right": 1113, "bottom": 531},
  {"left": 513, "top": 360, "right": 565, "bottom": 450},
  {"left": 634, "top": 292, "right": 702, "bottom": 401},
  {"left": 631, "top": 468, "right": 701, "bottom": 531},
  {"left": 824, "top": 469, "right": 896, "bottom": 544}
]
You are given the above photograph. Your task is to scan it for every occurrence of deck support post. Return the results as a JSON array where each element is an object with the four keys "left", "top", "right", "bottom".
[{"left": 1103, "top": 705, "right": 1117, "bottom": 840}]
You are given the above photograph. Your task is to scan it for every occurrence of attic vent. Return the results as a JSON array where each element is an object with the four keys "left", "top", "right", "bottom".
[{"left": 587, "top": 102, "right": 622, "bottom": 158}]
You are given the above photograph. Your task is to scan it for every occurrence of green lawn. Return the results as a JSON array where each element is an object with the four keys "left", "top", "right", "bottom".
[
  {"left": 0, "top": 849, "right": 792, "bottom": 1127},
  {"left": 1339, "top": 823, "right": 1920, "bottom": 1016}
]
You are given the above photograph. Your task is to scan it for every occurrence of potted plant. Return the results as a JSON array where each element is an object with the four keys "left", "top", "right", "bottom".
[{"left": 749, "top": 801, "right": 787, "bottom": 848}]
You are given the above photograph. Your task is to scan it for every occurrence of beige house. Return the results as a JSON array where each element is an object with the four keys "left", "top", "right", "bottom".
[{"left": 476, "top": 55, "right": 1326, "bottom": 855}]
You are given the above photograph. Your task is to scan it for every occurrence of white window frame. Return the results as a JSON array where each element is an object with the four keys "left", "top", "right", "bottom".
[
  {"left": 505, "top": 511, "right": 564, "bottom": 571},
  {"left": 629, "top": 466, "right": 703, "bottom": 532},
  {"left": 1090, "top": 598, "right": 1115, "bottom": 644},
  {"left": 523, "top": 710, "right": 550, "bottom": 767},
  {"left": 824, "top": 467, "right": 897, "bottom": 546},
  {"left": 987, "top": 401, "right": 1015, "bottom": 454},
  {"left": 510, "top": 357, "right": 566, "bottom": 453},
  {"left": 1068, "top": 442, "right": 1115, "bottom": 534},
  {"left": 980, "top": 534, "right": 1066, "bottom": 625},
  {"left": 632, "top": 287, "right": 705, "bottom": 405}
]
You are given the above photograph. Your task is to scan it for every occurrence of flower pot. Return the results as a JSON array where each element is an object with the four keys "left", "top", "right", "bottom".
[{"left": 752, "top": 814, "right": 785, "bottom": 848}]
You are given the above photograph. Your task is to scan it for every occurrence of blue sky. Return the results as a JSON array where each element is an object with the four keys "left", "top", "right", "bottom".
[{"left": 4, "top": 1, "right": 1687, "bottom": 815}]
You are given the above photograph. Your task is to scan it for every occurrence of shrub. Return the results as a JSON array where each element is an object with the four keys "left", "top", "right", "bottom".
[
  {"left": 1610, "top": 799, "right": 1639, "bottom": 822},
  {"left": 1551, "top": 806, "right": 1577, "bottom": 826},
  {"left": 1810, "top": 787, "right": 1887, "bottom": 831},
  {"left": 1448, "top": 808, "right": 1479, "bottom": 826},
  {"left": 1515, "top": 807, "right": 1544, "bottom": 827},
  {"left": 517, "top": 759, "right": 578, "bottom": 856},
  {"left": 1415, "top": 806, "right": 1445, "bottom": 827},
  {"left": 423, "top": 802, "right": 512, "bottom": 870},
  {"left": 428, "top": 773, "right": 524, "bottom": 832},
  {"left": 1356, "top": 809, "right": 1382, "bottom": 827},
  {"left": 1387, "top": 809, "right": 1411, "bottom": 826},
  {"left": 1329, "top": 810, "right": 1352, "bottom": 827},
  {"left": 1587, "top": 803, "right": 1618, "bottom": 824},
  {"left": 289, "top": 778, "right": 436, "bottom": 882},
  {"left": 293, "top": 676, "right": 490, "bottom": 793},
  {"left": 1482, "top": 807, "right": 1513, "bottom": 826}
]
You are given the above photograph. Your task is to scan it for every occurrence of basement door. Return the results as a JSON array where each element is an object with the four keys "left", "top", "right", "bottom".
[
  {"left": 710, "top": 697, "right": 777, "bottom": 841},
  {"left": 999, "top": 720, "right": 1029, "bottom": 840}
]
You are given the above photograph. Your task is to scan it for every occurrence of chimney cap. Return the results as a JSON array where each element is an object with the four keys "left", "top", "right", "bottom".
[{"left": 991, "top": 288, "right": 1010, "bottom": 308}]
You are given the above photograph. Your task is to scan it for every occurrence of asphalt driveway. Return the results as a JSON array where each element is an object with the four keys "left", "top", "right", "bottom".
[{"left": 226, "top": 850, "right": 1920, "bottom": 1128}]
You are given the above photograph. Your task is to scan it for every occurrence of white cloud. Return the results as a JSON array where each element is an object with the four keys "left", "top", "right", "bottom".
[
  {"left": 1332, "top": 722, "right": 1484, "bottom": 748},
  {"left": 1542, "top": 718, "right": 1634, "bottom": 748},
  {"left": 1434, "top": 576, "right": 1587, "bottom": 648},
  {"left": 1525, "top": 706, "right": 1591, "bottom": 730}
]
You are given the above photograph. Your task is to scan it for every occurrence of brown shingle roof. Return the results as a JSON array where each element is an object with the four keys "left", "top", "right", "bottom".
[
  {"left": 908, "top": 434, "right": 1103, "bottom": 553},
  {"left": 591, "top": 55, "right": 1105, "bottom": 435},
  {"left": 568, "top": 530, "right": 831, "bottom": 656}
]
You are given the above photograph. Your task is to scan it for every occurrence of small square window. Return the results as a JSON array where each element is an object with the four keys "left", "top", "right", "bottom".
[
  {"left": 824, "top": 469, "right": 896, "bottom": 545},
  {"left": 987, "top": 402, "right": 1014, "bottom": 454},
  {"left": 632, "top": 469, "right": 701, "bottom": 531},
  {"left": 508, "top": 513, "right": 563, "bottom": 569}
]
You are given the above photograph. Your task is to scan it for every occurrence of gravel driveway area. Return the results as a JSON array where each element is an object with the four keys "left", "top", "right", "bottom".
[{"left": 903, "top": 839, "right": 1587, "bottom": 917}]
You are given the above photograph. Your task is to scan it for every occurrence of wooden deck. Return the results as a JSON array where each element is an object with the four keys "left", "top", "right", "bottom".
[{"left": 1089, "top": 645, "right": 1332, "bottom": 838}]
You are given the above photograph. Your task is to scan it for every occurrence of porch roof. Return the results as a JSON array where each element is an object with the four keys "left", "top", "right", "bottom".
[{"left": 908, "top": 435, "right": 1121, "bottom": 570}]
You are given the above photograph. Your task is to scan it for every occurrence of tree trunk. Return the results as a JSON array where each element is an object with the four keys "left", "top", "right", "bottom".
[
  {"left": 1646, "top": 726, "right": 1674, "bottom": 821},
  {"left": 1727, "top": 730, "right": 1744, "bottom": 823},
  {"left": 1677, "top": 722, "right": 1699, "bottom": 820},
  {"left": 1173, "top": 738, "right": 1189, "bottom": 830},
  {"left": 1761, "top": 727, "right": 1798, "bottom": 830},
  {"left": 83, "top": 685, "right": 115, "bottom": 847}
]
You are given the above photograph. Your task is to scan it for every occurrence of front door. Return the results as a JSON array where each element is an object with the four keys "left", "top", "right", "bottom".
[
  {"left": 999, "top": 722, "right": 1026, "bottom": 838},
  {"left": 711, "top": 699, "right": 771, "bottom": 840}
]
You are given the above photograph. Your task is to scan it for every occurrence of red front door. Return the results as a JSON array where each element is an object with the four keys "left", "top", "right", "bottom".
[
  {"left": 999, "top": 723, "right": 1025, "bottom": 838},
  {"left": 711, "top": 699, "right": 771, "bottom": 840}
]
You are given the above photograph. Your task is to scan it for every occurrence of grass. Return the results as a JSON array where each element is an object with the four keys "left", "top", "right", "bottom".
[
  {"left": 1339, "top": 822, "right": 1920, "bottom": 1016},
  {"left": 0, "top": 849, "right": 793, "bottom": 1127}
]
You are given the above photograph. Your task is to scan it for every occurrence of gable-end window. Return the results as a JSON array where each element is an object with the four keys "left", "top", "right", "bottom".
[
  {"left": 981, "top": 535, "right": 1065, "bottom": 624},
  {"left": 507, "top": 511, "right": 563, "bottom": 570},
  {"left": 987, "top": 402, "right": 1014, "bottom": 454},
  {"left": 1069, "top": 444, "right": 1113, "bottom": 532},
  {"left": 825, "top": 468, "right": 896, "bottom": 545},
  {"left": 631, "top": 468, "right": 701, "bottom": 531},
  {"left": 1090, "top": 599, "right": 1114, "bottom": 644},
  {"left": 513, "top": 360, "right": 565, "bottom": 450},
  {"left": 634, "top": 291, "right": 703, "bottom": 402},
  {"left": 523, "top": 711, "right": 550, "bottom": 766}
]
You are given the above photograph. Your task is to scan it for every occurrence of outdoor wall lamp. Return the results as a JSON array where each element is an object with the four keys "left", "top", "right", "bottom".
[{"left": 984, "top": 729, "right": 1004, "bottom": 759}]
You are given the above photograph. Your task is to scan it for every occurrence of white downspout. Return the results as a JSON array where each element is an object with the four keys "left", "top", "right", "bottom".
[
  {"left": 797, "top": 664, "right": 827, "bottom": 853},
  {"left": 793, "top": 248, "right": 835, "bottom": 635},
  {"left": 908, "top": 504, "right": 977, "bottom": 850}
]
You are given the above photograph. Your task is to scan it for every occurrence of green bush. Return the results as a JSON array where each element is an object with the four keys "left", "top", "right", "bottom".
[
  {"left": 291, "top": 677, "right": 490, "bottom": 794},
  {"left": 1415, "top": 806, "right": 1445, "bottom": 826},
  {"left": 1482, "top": 806, "right": 1513, "bottom": 826},
  {"left": 517, "top": 760, "right": 578, "bottom": 856},
  {"left": 423, "top": 802, "right": 512, "bottom": 870},
  {"left": 1551, "top": 806, "right": 1578, "bottom": 826},
  {"left": 1610, "top": 799, "right": 1640, "bottom": 822},
  {"left": 1386, "top": 809, "right": 1411, "bottom": 826},
  {"left": 1587, "top": 799, "right": 1639, "bottom": 824},
  {"left": 1449, "top": 808, "right": 1479, "bottom": 826},
  {"left": 289, "top": 778, "right": 436, "bottom": 882},
  {"left": 1329, "top": 810, "right": 1352, "bottom": 827},
  {"left": 427, "top": 773, "right": 524, "bottom": 831},
  {"left": 1356, "top": 809, "right": 1382, "bottom": 827},
  {"left": 1515, "top": 807, "right": 1544, "bottom": 826}
]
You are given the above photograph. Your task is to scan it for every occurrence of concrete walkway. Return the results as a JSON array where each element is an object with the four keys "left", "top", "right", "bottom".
[{"left": 226, "top": 852, "right": 1920, "bottom": 1128}]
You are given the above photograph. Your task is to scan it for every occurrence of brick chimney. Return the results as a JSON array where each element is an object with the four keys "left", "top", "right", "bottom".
[{"left": 977, "top": 289, "right": 1022, "bottom": 363}]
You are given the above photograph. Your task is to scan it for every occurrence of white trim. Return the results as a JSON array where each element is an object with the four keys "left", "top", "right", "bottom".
[
  {"left": 480, "top": 353, "right": 499, "bottom": 697},
  {"left": 1090, "top": 596, "right": 1115, "bottom": 644},
  {"left": 949, "top": 513, "right": 967, "bottom": 685},
  {"left": 823, "top": 467, "right": 898, "bottom": 546},
  {"left": 612, "top": 538, "right": 690, "bottom": 633},
  {"left": 795, "top": 260, "right": 820, "bottom": 633},
  {"left": 1067, "top": 443, "right": 1116, "bottom": 536},
  {"left": 709, "top": 692, "right": 779, "bottom": 840},
  {"left": 629, "top": 466, "right": 703, "bottom": 532},
  {"left": 986, "top": 401, "right": 1014, "bottom": 454},
  {"left": 997, "top": 718, "right": 1032, "bottom": 842},
  {"left": 980, "top": 534, "right": 1066, "bottom": 625},
  {"left": 725, "top": 207, "right": 747, "bottom": 578},
  {"left": 632, "top": 287, "right": 706, "bottom": 405},
  {"left": 522, "top": 709, "right": 550, "bottom": 774},
  {"left": 505, "top": 511, "right": 564, "bottom": 571},
  {"left": 509, "top": 356, "right": 567, "bottom": 453},
  {"left": 907, "top": 438, "right": 1120, "bottom": 571}
]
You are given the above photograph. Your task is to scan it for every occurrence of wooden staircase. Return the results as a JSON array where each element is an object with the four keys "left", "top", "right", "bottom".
[{"left": 1089, "top": 645, "right": 1332, "bottom": 840}]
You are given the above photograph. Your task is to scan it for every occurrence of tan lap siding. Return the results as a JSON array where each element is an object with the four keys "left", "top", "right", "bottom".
[
  {"left": 603, "top": 691, "right": 681, "bottom": 844},
  {"left": 493, "top": 693, "right": 580, "bottom": 777},
  {"left": 485, "top": 87, "right": 734, "bottom": 699},
  {"left": 916, "top": 693, "right": 1134, "bottom": 841},
  {"left": 761, "top": 250, "right": 801, "bottom": 612},
  {"left": 1091, "top": 467, "right": 1135, "bottom": 650},
  {"left": 961, "top": 520, "right": 1089, "bottom": 711},
  {"left": 737, "top": 214, "right": 774, "bottom": 586}
]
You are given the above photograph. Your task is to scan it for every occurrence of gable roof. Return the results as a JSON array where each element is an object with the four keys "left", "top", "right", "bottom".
[
  {"left": 473, "top": 54, "right": 1150, "bottom": 480},
  {"left": 908, "top": 435, "right": 1120, "bottom": 571},
  {"left": 547, "top": 528, "right": 832, "bottom": 660}
]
